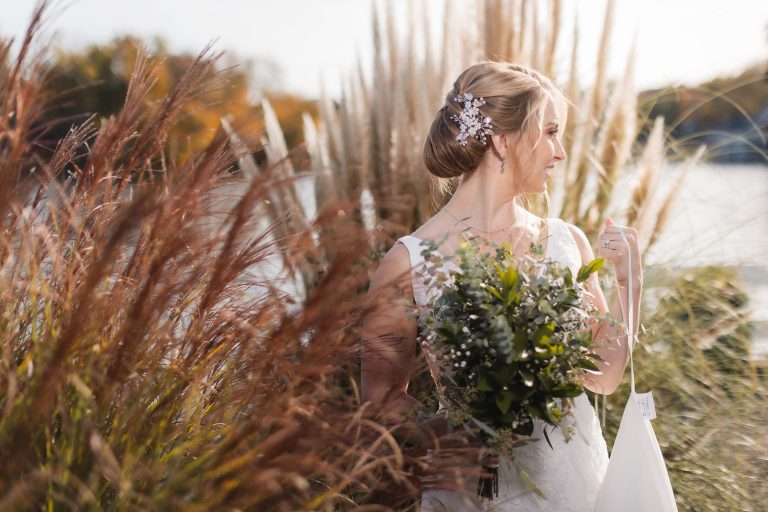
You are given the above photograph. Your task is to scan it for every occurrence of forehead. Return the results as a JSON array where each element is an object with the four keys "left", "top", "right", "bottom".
[{"left": 544, "top": 97, "right": 560, "bottom": 124}]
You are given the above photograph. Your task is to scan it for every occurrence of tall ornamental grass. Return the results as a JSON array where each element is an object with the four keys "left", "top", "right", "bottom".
[
  {"left": 0, "top": 5, "right": 411, "bottom": 510},
  {"left": 1, "top": 1, "right": 764, "bottom": 510}
]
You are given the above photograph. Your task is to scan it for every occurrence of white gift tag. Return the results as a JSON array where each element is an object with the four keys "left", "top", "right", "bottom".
[{"left": 636, "top": 391, "right": 656, "bottom": 420}]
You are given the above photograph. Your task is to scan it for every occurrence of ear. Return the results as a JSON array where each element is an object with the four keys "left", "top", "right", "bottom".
[{"left": 490, "top": 133, "right": 507, "bottom": 160}]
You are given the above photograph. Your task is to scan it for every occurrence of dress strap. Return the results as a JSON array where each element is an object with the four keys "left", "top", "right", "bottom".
[
  {"left": 547, "top": 217, "right": 579, "bottom": 251},
  {"left": 396, "top": 236, "right": 425, "bottom": 269},
  {"left": 545, "top": 217, "right": 572, "bottom": 246},
  {"left": 544, "top": 218, "right": 583, "bottom": 277},
  {"left": 396, "top": 236, "right": 429, "bottom": 306}
]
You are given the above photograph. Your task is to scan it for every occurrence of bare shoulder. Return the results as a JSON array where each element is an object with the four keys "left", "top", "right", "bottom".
[
  {"left": 563, "top": 222, "right": 589, "bottom": 246},
  {"left": 563, "top": 222, "right": 595, "bottom": 259},
  {"left": 368, "top": 240, "right": 412, "bottom": 294},
  {"left": 411, "top": 211, "right": 453, "bottom": 241}
]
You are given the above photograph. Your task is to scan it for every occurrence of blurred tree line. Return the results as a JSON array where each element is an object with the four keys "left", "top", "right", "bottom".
[
  {"left": 35, "top": 36, "right": 765, "bottom": 169},
  {"left": 641, "top": 61, "right": 768, "bottom": 163},
  {"left": 39, "top": 36, "right": 316, "bottom": 164}
]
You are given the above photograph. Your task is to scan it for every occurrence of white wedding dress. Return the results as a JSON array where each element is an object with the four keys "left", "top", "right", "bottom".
[{"left": 396, "top": 218, "right": 609, "bottom": 512}]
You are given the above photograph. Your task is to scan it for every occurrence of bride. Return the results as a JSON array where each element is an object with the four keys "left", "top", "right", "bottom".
[{"left": 360, "top": 62, "right": 642, "bottom": 511}]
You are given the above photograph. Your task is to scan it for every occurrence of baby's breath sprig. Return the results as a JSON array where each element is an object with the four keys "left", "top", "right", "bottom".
[{"left": 414, "top": 235, "right": 606, "bottom": 461}]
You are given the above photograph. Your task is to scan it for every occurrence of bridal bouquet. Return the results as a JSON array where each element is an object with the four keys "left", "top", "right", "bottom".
[{"left": 415, "top": 235, "right": 604, "bottom": 495}]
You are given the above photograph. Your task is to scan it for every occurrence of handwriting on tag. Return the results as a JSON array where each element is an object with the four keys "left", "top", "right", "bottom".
[{"left": 636, "top": 391, "right": 656, "bottom": 420}]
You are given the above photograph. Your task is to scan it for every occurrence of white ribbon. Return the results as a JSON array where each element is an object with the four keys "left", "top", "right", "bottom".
[{"left": 598, "top": 229, "right": 636, "bottom": 425}]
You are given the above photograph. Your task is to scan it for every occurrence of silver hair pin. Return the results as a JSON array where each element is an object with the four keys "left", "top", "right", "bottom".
[{"left": 451, "top": 92, "right": 493, "bottom": 147}]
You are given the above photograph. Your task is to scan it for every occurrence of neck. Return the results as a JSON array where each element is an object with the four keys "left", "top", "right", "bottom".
[{"left": 444, "top": 154, "right": 526, "bottom": 233}]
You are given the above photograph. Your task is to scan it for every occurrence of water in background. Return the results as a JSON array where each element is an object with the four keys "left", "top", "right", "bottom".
[
  {"left": 293, "top": 163, "right": 768, "bottom": 356},
  {"left": 642, "top": 163, "right": 768, "bottom": 359},
  {"left": 645, "top": 163, "right": 767, "bottom": 267}
]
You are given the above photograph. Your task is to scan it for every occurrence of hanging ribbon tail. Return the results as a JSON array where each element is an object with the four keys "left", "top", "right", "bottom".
[
  {"left": 477, "top": 463, "right": 499, "bottom": 500},
  {"left": 618, "top": 229, "right": 636, "bottom": 395}
]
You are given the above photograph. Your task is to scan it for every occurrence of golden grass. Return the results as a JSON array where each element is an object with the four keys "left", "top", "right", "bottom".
[
  {"left": 0, "top": 5, "right": 418, "bottom": 509},
  {"left": 3, "top": 2, "right": 765, "bottom": 511},
  {"left": 602, "top": 266, "right": 768, "bottom": 511},
  {"left": 285, "top": 0, "right": 706, "bottom": 260}
]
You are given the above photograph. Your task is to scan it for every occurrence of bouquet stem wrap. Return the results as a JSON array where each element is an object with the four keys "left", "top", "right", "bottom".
[{"left": 477, "top": 463, "right": 499, "bottom": 499}]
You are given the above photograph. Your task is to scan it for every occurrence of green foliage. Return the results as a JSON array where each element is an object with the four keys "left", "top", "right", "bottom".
[
  {"left": 599, "top": 266, "right": 767, "bottom": 511},
  {"left": 39, "top": 37, "right": 317, "bottom": 166},
  {"left": 4, "top": 3, "right": 765, "bottom": 511},
  {"left": 418, "top": 235, "right": 603, "bottom": 446}
]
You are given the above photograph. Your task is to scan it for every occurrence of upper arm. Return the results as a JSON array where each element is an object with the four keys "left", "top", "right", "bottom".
[
  {"left": 568, "top": 223, "right": 618, "bottom": 393},
  {"left": 566, "top": 223, "right": 609, "bottom": 316},
  {"left": 360, "top": 242, "right": 419, "bottom": 405}
]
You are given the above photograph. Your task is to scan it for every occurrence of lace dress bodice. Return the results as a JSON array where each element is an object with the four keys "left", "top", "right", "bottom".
[{"left": 396, "top": 218, "right": 609, "bottom": 512}]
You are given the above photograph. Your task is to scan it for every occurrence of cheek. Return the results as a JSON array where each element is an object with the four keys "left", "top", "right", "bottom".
[
  {"left": 544, "top": 139, "right": 556, "bottom": 157},
  {"left": 531, "top": 144, "right": 550, "bottom": 167}
]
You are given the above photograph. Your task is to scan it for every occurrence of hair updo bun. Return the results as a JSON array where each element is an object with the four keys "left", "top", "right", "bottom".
[{"left": 423, "top": 61, "right": 566, "bottom": 179}]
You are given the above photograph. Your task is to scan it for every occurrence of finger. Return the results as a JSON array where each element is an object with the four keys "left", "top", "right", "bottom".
[
  {"left": 602, "top": 232, "right": 633, "bottom": 241},
  {"left": 598, "top": 236, "right": 623, "bottom": 248},
  {"left": 599, "top": 247, "right": 627, "bottom": 263},
  {"left": 600, "top": 230, "right": 637, "bottom": 243},
  {"left": 602, "top": 226, "right": 638, "bottom": 238},
  {"left": 600, "top": 233, "right": 638, "bottom": 247},
  {"left": 601, "top": 239, "right": 636, "bottom": 249},
  {"left": 597, "top": 246, "right": 620, "bottom": 259},
  {"left": 599, "top": 238, "right": 634, "bottom": 252}
]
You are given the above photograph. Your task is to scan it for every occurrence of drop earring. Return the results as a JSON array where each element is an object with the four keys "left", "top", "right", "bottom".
[{"left": 500, "top": 157, "right": 506, "bottom": 174}]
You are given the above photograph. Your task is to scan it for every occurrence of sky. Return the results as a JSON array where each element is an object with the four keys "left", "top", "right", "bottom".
[{"left": 1, "top": 0, "right": 766, "bottom": 99}]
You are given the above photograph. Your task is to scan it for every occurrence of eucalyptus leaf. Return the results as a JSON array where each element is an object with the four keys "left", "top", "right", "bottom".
[
  {"left": 542, "top": 426, "right": 554, "bottom": 450},
  {"left": 487, "top": 285, "right": 503, "bottom": 301},
  {"left": 512, "top": 437, "right": 540, "bottom": 448},
  {"left": 471, "top": 417, "right": 499, "bottom": 438},
  {"left": 477, "top": 375, "right": 493, "bottom": 392},
  {"left": 534, "top": 346, "right": 551, "bottom": 359},
  {"left": 519, "top": 467, "right": 547, "bottom": 499},
  {"left": 577, "top": 359, "right": 600, "bottom": 372},
  {"left": 577, "top": 257, "right": 605, "bottom": 282},
  {"left": 545, "top": 401, "right": 563, "bottom": 424},
  {"left": 495, "top": 391, "right": 514, "bottom": 414},
  {"left": 521, "top": 370, "right": 535, "bottom": 387},
  {"left": 512, "top": 329, "right": 528, "bottom": 353}
]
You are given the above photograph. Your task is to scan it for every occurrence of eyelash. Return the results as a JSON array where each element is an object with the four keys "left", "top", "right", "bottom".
[{"left": 549, "top": 129, "right": 559, "bottom": 136}]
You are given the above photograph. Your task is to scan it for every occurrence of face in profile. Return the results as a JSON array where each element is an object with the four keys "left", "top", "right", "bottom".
[{"left": 509, "top": 96, "right": 566, "bottom": 195}]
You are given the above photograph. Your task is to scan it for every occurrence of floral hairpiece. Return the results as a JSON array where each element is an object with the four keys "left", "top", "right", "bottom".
[{"left": 451, "top": 92, "right": 493, "bottom": 147}]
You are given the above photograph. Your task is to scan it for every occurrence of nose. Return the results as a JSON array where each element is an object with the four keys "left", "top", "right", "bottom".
[{"left": 554, "top": 137, "right": 566, "bottom": 162}]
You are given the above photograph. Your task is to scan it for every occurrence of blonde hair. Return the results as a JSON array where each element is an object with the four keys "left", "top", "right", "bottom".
[{"left": 423, "top": 62, "right": 569, "bottom": 181}]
